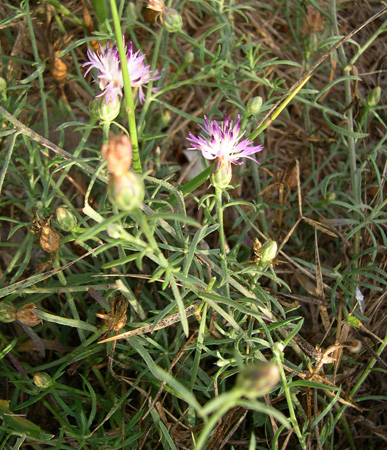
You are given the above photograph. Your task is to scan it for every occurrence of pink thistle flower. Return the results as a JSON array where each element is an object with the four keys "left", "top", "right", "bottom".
[
  {"left": 83, "top": 39, "right": 160, "bottom": 104},
  {"left": 187, "top": 114, "right": 263, "bottom": 168}
]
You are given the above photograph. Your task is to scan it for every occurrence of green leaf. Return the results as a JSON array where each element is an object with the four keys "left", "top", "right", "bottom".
[{"left": 0, "top": 400, "right": 54, "bottom": 442}]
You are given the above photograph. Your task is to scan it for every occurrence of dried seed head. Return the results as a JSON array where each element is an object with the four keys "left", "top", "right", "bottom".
[
  {"left": 50, "top": 51, "right": 67, "bottom": 82},
  {"left": 15, "top": 303, "right": 42, "bottom": 327},
  {"left": 101, "top": 134, "right": 133, "bottom": 177},
  {"left": 39, "top": 223, "right": 61, "bottom": 253},
  {"left": 303, "top": 6, "right": 325, "bottom": 35}
]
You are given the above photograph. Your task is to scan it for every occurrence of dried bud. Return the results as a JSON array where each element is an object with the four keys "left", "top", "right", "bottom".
[
  {"left": 236, "top": 362, "right": 280, "bottom": 399},
  {"left": 101, "top": 135, "right": 133, "bottom": 178},
  {"left": 56, "top": 207, "right": 78, "bottom": 232},
  {"left": 108, "top": 171, "right": 144, "bottom": 211},
  {"left": 162, "top": 8, "right": 183, "bottom": 33},
  {"left": 247, "top": 96, "right": 263, "bottom": 115},
  {"left": 211, "top": 159, "right": 232, "bottom": 190},
  {"left": 15, "top": 303, "right": 42, "bottom": 327},
  {"left": 39, "top": 223, "right": 61, "bottom": 253},
  {"left": 33, "top": 372, "right": 52, "bottom": 389},
  {"left": 343, "top": 340, "right": 362, "bottom": 354},
  {"left": 0, "top": 301, "right": 16, "bottom": 323},
  {"left": 50, "top": 51, "right": 67, "bottom": 82},
  {"left": 89, "top": 96, "right": 121, "bottom": 123},
  {"left": 302, "top": 5, "right": 325, "bottom": 35},
  {"left": 260, "top": 240, "right": 278, "bottom": 264}
]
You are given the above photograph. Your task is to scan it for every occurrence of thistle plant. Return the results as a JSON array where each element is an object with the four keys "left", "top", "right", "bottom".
[{"left": 0, "top": 1, "right": 386, "bottom": 450}]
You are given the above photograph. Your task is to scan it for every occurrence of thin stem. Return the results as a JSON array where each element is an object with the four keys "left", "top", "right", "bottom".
[
  {"left": 274, "top": 346, "right": 306, "bottom": 449},
  {"left": 215, "top": 187, "right": 230, "bottom": 298},
  {"left": 109, "top": 0, "right": 142, "bottom": 173},
  {"left": 25, "top": 0, "right": 48, "bottom": 138}
]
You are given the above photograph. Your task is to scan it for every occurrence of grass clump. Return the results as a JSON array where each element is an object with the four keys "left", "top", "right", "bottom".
[{"left": 0, "top": 0, "right": 386, "bottom": 449}]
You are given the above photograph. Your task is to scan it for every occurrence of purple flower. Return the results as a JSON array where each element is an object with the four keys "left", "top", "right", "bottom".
[
  {"left": 187, "top": 115, "right": 263, "bottom": 168},
  {"left": 83, "top": 40, "right": 160, "bottom": 104}
]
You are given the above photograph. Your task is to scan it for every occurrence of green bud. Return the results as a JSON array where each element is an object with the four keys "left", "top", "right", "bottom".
[
  {"left": 162, "top": 8, "right": 183, "bottom": 33},
  {"left": 125, "top": 2, "right": 138, "bottom": 20},
  {"left": 326, "top": 192, "right": 336, "bottom": 203},
  {"left": 108, "top": 171, "right": 144, "bottom": 211},
  {"left": 235, "top": 362, "right": 280, "bottom": 399},
  {"left": 89, "top": 96, "right": 121, "bottom": 123},
  {"left": 366, "top": 87, "right": 381, "bottom": 108},
  {"left": 0, "top": 77, "right": 7, "bottom": 101},
  {"left": 247, "top": 96, "right": 263, "bottom": 115},
  {"left": 33, "top": 372, "right": 52, "bottom": 389},
  {"left": 107, "top": 223, "right": 124, "bottom": 239},
  {"left": 184, "top": 51, "right": 194, "bottom": 64},
  {"left": 55, "top": 207, "right": 78, "bottom": 232},
  {"left": 210, "top": 160, "right": 232, "bottom": 189},
  {"left": 260, "top": 240, "right": 277, "bottom": 263},
  {"left": 0, "top": 301, "right": 16, "bottom": 323}
]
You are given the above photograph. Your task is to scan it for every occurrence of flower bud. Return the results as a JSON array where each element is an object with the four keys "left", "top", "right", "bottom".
[
  {"left": 211, "top": 159, "right": 232, "bottom": 189},
  {"left": 15, "top": 303, "right": 42, "bottom": 327},
  {"left": 0, "top": 301, "right": 16, "bottom": 323},
  {"left": 55, "top": 207, "right": 78, "bottom": 232},
  {"left": 89, "top": 96, "right": 121, "bottom": 123},
  {"left": 366, "top": 87, "right": 381, "bottom": 108},
  {"left": 235, "top": 362, "right": 280, "bottom": 399},
  {"left": 0, "top": 77, "right": 7, "bottom": 101},
  {"left": 33, "top": 372, "right": 52, "bottom": 389},
  {"left": 101, "top": 134, "right": 133, "bottom": 178},
  {"left": 108, "top": 171, "right": 144, "bottom": 211},
  {"left": 107, "top": 223, "right": 124, "bottom": 239},
  {"left": 247, "top": 96, "right": 263, "bottom": 115},
  {"left": 162, "top": 8, "right": 183, "bottom": 33},
  {"left": 260, "top": 240, "right": 277, "bottom": 264},
  {"left": 184, "top": 51, "right": 194, "bottom": 64}
]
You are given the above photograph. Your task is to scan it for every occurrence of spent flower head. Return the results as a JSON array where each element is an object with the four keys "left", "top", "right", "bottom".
[
  {"left": 187, "top": 114, "right": 263, "bottom": 168},
  {"left": 83, "top": 39, "right": 160, "bottom": 104}
]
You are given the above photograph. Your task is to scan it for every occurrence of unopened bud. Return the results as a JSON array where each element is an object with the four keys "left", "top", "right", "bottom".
[
  {"left": 236, "top": 362, "right": 280, "bottom": 399},
  {"left": 107, "top": 223, "right": 124, "bottom": 239},
  {"left": 0, "top": 301, "right": 16, "bottom": 323},
  {"left": 211, "top": 159, "right": 232, "bottom": 189},
  {"left": 101, "top": 135, "right": 133, "bottom": 178},
  {"left": 367, "top": 87, "right": 381, "bottom": 108},
  {"left": 33, "top": 372, "right": 52, "bottom": 389},
  {"left": 0, "top": 77, "right": 7, "bottom": 101},
  {"left": 162, "top": 8, "right": 183, "bottom": 33},
  {"left": 56, "top": 207, "right": 78, "bottom": 232},
  {"left": 15, "top": 303, "right": 42, "bottom": 327},
  {"left": 108, "top": 171, "right": 144, "bottom": 211},
  {"left": 89, "top": 96, "right": 121, "bottom": 123},
  {"left": 247, "top": 96, "right": 263, "bottom": 115},
  {"left": 260, "top": 240, "right": 277, "bottom": 263},
  {"left": 184, "top": 51, "right": 194, "bottom": 64}
]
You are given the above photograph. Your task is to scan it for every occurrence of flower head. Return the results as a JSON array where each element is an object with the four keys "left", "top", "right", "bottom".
[
  {"left": 187, "top": 114, "right": 263, "bottom": 169},
  {"left": 83, "top": 39, "right": 160, "bottom": 104},
  {"left": 83, "top": 42, "right": 123, "bottom": 104}
]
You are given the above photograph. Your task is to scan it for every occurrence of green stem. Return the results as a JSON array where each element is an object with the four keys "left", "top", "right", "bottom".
[
  {"left": 102, "top": 120, "right": 111, "bottom": 144},
  {"left": 215, "top": 188, "right": 230, "bottom": 298},
  {"left": 329, "top": 0, "right": 360, "bottom": 267},
  {"left": 25, "top": 0, "right": 48, "bottom": 138},
  {"left": 109, "top": 0, "right": 142, "bottom": 173},
  {"left": 274, "top": 346, "right": 306, "bottom": 449}
]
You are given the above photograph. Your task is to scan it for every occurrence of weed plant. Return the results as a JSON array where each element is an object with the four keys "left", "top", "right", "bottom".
[{"left": 0, "top": 0, "right": 386, "bottom": 449}]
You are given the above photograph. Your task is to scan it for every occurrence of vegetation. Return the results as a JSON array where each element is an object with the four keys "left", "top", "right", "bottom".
[{"left": 0, "top": 0, "right": 386, "bottom": 449}]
